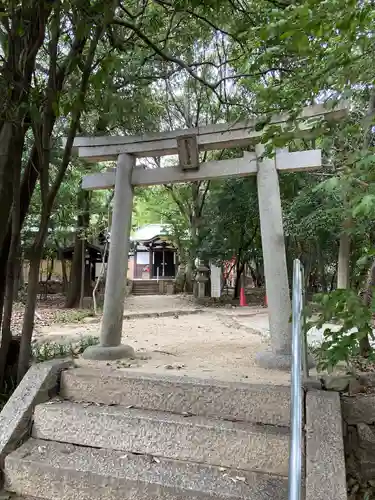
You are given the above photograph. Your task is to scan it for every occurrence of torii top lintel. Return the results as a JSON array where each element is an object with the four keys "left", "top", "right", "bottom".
[{"left": 73, "top": 102, "right": 347, "bottom": 162}]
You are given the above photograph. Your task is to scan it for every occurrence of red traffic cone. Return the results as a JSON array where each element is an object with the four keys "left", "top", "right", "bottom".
[
  {"left": 240, "top": 286, "right": 247, "bottom": 307},
  {"left": 264, "top": 295, "right": 268, "bottom": 307}
]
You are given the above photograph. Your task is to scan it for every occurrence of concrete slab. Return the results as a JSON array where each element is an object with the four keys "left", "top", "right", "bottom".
[
  {"left": 0, "top": 360, "right": 71, "bottom": 472},
  {"left": 4, "top": 438, "right": 288, "bottom": 500},
  {"left": 32, "top": 401, "right": 290, "bottom": 475},
  {"left": 306, "top": 391, "right": 347, "bottom": 500},
  {"left": 60, "top": 368, "right": 291, "bottom": 426}
]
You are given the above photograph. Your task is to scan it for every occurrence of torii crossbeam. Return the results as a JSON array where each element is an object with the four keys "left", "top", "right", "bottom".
[{"left": 74, "top": 102, "right": 346, "bottom": 370}]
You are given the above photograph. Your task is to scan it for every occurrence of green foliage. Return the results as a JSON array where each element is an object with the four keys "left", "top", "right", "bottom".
[
  {"left": 305, "top": 289, "right": 374, "bottom": 372},
  {"left": 200, "top": 177, "right": 261, "bottom": 265},
  {"left": 31, "top": 336, "right": 99, "bottom": 362},
  {"left": 52, "top": 309, "right": 96, "bottom": 324},
  {"left": 133, "top": 186, "right": 190, "bottom": 259},
  {"left": 3, "top": 0, "right": 375, "bottom": 402}
]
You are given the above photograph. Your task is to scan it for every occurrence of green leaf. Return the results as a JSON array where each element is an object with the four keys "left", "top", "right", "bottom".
[{"left": 353, "top": 195, "right": 375, "bottom": 217}]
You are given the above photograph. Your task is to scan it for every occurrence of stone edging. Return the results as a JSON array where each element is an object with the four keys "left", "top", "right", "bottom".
[
  {"left": 81, "top": 308, "right": 204, "bottom": 325},
  {"left": 306, "top": 390, "right": 347, "bottom": 500},
  {"left": 0, "top": 359, "right": 71, "bottom": 485},
  {"left": 215, "top": 312, "right": 269, "bottom": 339},
  {"left": 122, "top": 309, "right": 203, "bottom": 320}
]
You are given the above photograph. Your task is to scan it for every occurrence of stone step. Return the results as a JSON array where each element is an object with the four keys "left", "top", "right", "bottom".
[
  {"left": 132, "top": 283, "right": 160, "bottom": 288},
  {"left": 60, "top": 368, "right": 291, "bottom": 426},
  {"left": 132, "top": 290, "right": 160, "bottom": 292},
  {"left": 32, "top": 401, "right": 289, "bottom": 475},
  {"left": 132, "top": 286, "right": 160, "bottom": 290},
  {"left": 131, "top": 281, "right": 166, "bottom": 295},
  {"left": 4, "top": 438, "right": 288, "bottom": 500},
  {"left": 132, "top": 287, "right": 160, "bottom": 290},
  {"left": 132, "top": 284, "right": 160, "bottom": 286}
]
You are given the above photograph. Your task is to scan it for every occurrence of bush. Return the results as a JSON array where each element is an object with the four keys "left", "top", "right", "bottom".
[
  {"left": 305, "top": 289, "right": 374, "bottom": 372},
  {"left": 31, "top": 336, "right": 99, "bottom": 362}
]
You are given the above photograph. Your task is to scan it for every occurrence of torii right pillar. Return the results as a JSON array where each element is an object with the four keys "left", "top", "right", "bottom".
[{"left": 256, "top": 144, "right": 302, "bottom": 370}]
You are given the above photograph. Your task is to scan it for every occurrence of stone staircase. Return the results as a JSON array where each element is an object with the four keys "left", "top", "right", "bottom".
[
  {"left": 132, "top": 279, "right": 175, "bottom": 295},
  {"left": 132, "top": 280, "right": 162, "bottom": 295},
  {"left": 3, "top": 368, "right": 292, "bottom": 499}
]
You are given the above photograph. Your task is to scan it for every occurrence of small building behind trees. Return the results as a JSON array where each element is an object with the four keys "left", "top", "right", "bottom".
[{"left": 129, "top": 224, "right": 178, "bottom": 280}]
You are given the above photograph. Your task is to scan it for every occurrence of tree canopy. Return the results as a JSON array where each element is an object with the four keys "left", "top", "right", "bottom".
[{"left": 1, "top": 0, "right": 375, "bottom": 382}]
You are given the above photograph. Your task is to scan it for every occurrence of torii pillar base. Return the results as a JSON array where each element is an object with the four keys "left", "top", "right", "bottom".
[
  {"left": 256, "top": 346, "right": 315, "bottom": 371},
  {"left": 255, "top": 348, "right": 293, "bottom": 371},
  {"left": 82, "top": 344, "right": 135, "bottom": 361}
]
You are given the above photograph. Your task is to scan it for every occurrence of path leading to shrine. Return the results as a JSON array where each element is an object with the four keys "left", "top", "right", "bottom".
[
  {"left": 32, "top": 295, "right": 290, "bottom": 385},
  {"left": 30, "top": 293, "right": 360, "bottom": 385}
]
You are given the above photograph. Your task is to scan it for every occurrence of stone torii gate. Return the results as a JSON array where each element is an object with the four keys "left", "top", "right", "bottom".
[{"left": 74, "top": 103, "right": 345, "bottom": 370}]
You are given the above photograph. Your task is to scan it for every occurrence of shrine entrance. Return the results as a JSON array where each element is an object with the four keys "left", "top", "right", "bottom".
[{"left": 72, "top": 103, "right": 346, "bottom": 369}]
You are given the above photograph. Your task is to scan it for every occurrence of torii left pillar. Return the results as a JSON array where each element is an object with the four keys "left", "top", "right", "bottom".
[{"left": 83, "top": 154, "right": 135, "bottom": 360}]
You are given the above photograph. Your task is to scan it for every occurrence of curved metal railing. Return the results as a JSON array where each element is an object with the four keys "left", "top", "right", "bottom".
[{"left": 288, "top": 259, "right": 305, "bottom": 500}]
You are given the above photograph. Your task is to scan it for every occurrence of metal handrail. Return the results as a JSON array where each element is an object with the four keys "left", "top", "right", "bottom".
[
  {"left": 288, "top": 259, "right": 304, "bottom": 500},
  {"left": 301, "top": 265, "right": 309, "bottom": 380}
]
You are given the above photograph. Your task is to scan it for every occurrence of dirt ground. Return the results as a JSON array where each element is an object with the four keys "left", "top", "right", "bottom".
[
  {"left": 113, "top": 312, "right": 291, "bottom": 385},
  {"left": 31, "top": 299, "right": 288, "bottom": 385},
  {"left": 9, "top": 294, "right": 290, "bottom": 385}
]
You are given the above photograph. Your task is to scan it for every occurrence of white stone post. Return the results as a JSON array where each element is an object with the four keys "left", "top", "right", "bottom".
[
  {"left": 83, "top": 154, "right": 135, "bottom": 360},
  {"left": 210, "top": 263, "right": 221, "bottom": 298},
  {"left": 255, "top": 145, "right": 292, "bottom": 370}
]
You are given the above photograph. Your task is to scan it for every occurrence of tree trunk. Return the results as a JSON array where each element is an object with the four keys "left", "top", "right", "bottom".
[
  {"left": 0, "top": 144, "right": 45, "bottom": 337},
  {"left": 330, "top": 269, "right": 337, "bottom": 292},
  {"left": 254, "top": 260, "right": 264, "bottom": 287},
  {"left": 248, "top": 263, "right": 263, "bottom": 288},
  {"left": 0, "top": 129, "right": 22, "bottom": 251},
  {"left": 0, "top": 149, "right": 21, "bottom": 391},
  {"left": 65, "top": 236, "right": 84, "bottom": 308},
  {"left": 56, "top": 241, "right": 68, "bottom": 293},
  {"left": 17, "top": 249, "right": 43, "bottom": 382},
  {"left": 79, "top": 241, "right": 86, "bottom": 308},
  {"left": 0, "top": 2, "right": 93, "bottom": 325},
  {"left": 175, "top": 262, "right": 186, "bottom": 293},
  {"left": 360, "top": 258, "right": 375, "bottom": 357},
  {"left": 0, "top": 1, "right": 53, "bottom": 250},
  {"left": 317, "top": 247, "right": 328, "bottom": 292},
  {"left": 65, "top": 190, "right": 90, "bottom": 308},
  {"left": 13, "top": 247, "right": 23, "bottom": 302},
  {"left": 17, "top": 18, "right": 104, "bottom": 381},
  {"left": 47, "top": 257, "right": 54, "bottom": 281},
  {"left": 234, "top": 262, "right": 244, "bottom": 299},
  {"left": 61, "top": 256, "right": 68, "bottom": 293},
  {"left": 337, "top": 227, "right": 351, "bottom": 289},
  {"left": 184, "top": 259, "right": 195, "bottom": 293},
  {"left": 248, "top": 265, "right": 257, "bottom": 288}
]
